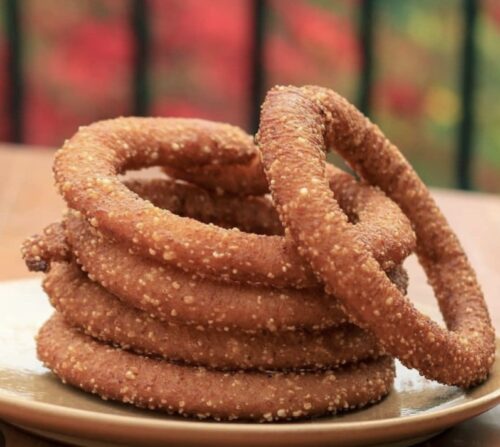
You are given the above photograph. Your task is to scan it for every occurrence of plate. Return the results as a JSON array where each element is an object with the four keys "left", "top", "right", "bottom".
[{"left": 0, "top": 278, "right": 498, "bottom": 447}]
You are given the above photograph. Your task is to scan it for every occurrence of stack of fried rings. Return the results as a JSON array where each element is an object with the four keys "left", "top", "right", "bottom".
[
  {"left": 173, "top": 85, "right": 496, "bottom": 386},
  {"left": 21, "top": 118, "right": 419, "bottom": 422},
  {"left": 22, "top": 85, "right": 494, "bottom": 421}
]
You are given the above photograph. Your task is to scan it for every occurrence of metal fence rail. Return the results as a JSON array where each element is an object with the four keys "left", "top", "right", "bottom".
[
  {"left": 457, "top": 0, "right": 478, "bottom": 190},
  {"left": 131, "top": 0, "right": 151, "bottom": 117},
  {"left": 2, "top": 0, "right": 479, "bottom": 190},
  {"left": 357, "top": 0, "right": 375, "bottom": 117}
]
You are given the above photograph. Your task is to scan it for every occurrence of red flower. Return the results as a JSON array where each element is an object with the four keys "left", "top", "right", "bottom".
[
  {"left": 153, "top": 98, "right": 221, "bottom": 120},
  {"left": 150, "top": 0, "right": 251, "bottom": 126},
  {"left": 24, "top": 85, "right": 77, "bottom": 146},
  {"left": 274, "top": 0, "right": 359, "bottom": 73},
  {"left": 376, "top": 80, "right": 424, "bottom": 118},
  {"left": 267, "top": 34, "right": 320, "bottom": 83},
  {"left": 43, "top": 20, "right": 132, "bottom": 98},
  {"left": 485, "top": 0, "right": 500, "bottom": 28}
]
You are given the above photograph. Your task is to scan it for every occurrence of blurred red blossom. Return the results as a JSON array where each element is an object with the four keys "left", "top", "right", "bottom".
[
  {"left": 149, "top": 0, "right": 251, "bottom": 127},
  {"left": 267, "top": 34, "right": 320, "bottom": 83},
  {"left": 274, "top": 0, "right": 359, "bottom": 73},
  {"left": 376, "top": 80, "right": 424, "bottom": 118},
  {"left": 2, "top": 0, "right": 362, "bottom": 145},
  {"left": 24, "top": 87, "right": 77, "bottom": 145},
  {"left": 152, "top": 98, "right": 224, "bottom": 122},
  {"left": 485, "top": 0, "right": 500, "bottom": 28},
  {"left": 44, "top": 21, "right": 132, "bottom": 98}
]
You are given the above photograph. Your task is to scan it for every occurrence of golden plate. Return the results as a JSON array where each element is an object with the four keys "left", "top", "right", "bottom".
[{"left": 0, "top": 279, "right": 498, "bottom": 447}]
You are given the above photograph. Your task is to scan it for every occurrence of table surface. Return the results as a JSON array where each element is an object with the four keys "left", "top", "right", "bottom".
[{"left": 0, "top": 145, "right": 498, "bottom": 447}]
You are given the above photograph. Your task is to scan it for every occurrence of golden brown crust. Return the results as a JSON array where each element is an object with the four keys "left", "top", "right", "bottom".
[
  {"left": 163, "top": 156, "right": 268, "bottom": 196},
  {"left": 65, "top": 214, "right": 349, "bottom": 331},
  {"left": 27, "top": 215, "right": 407, "bottom": 332},
  {"left": 21, "top": 222, "right": 70, "bottom": 272},
  {"left": 163, "top": 164, "right": 415, "bottom": 271},
  {"left": 44, "top": 262, "right": 384, "bottom": 371},
  {"left": 22, "top": 167, "right": 411, "bottom": 331},
  {"left": 37, "top": 315, "right": 395, "bottom": 421},
  {"left": 126, "top": 177, "right": 282, "bottom": 236},
  {"left": 53, "top": 118, "right": 414, "bottom": 286},
  {"left": 258, "top": 85, "right": 496, "bottom": 387},
  {"left": 22, "top": 112, "right": 429, "bottom": 421}
]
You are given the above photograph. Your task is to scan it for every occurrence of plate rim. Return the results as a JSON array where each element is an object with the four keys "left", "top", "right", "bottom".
[
  {"left": 0, "top": 379, "right": 498, "bottom": 433},
  {"left": 0, "top": 366, "right": 497, "bottom": 443},
  {"left": 0, "top": 278, "right": 498, "bottom": 445}
]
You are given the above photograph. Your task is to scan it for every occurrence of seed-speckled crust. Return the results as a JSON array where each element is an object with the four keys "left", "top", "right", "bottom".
[
  {"left": 19, "top": 176, "right": 280, "bottom": 274},
  {"left": 22, "top": 113, "right": 424, "bottom": 421},
  {"left": 22, "top": 164, "right": 411, "bottom": 331},
  {"left": 65, "top": 213, "right": 348, "bottom": 331},
  {"left": 37, "top": 315, "right": 395, "bottom": 422},
  {"left": 21, "top": 223, "right": 70, "bottom": 272},
  {"left": 126, "top": 177, "right": 282, "bottom": 236},
  {"left": 44, "top": 262, "right": 385, "bottom": 371},
  {"left": 258, "top": 85, "right": 496, "bottom": 387},
  {"left": 164, "top": 156, "right": 268, "bottom": 196},
  {"left": 163, "top": 163, "right": 415, "bottom": 272},
  {"left": 24, "top": 214, "right": 408, "bottom": 332},
  {"left": 53, "top": 118, "right": 414, "bottom": 286}
]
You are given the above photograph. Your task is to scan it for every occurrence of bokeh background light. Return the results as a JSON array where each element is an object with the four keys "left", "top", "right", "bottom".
[{"left": 0, "top": 0, "right": 499, "bottom": 192}]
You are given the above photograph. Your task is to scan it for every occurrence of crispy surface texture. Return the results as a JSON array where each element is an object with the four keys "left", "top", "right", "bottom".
[
  {"left": 23, "top": 84, "right": 490, "bottom": 421},
  {"left": 24, "top": 215, "right": 408, "bottom": 332},
  {"left": 258, "top": 85, "right": 496, "bottom": 387},
  {"left": 53, "top": 118, "right": 414, "bottom": 286},
  {"left": 44, "top": 262, "right": 385, "bottom": 370},
  {"left": 21, "top": 222, "right": 70, "bottom": 272},
  {"left": 37, "top": 315, "right": 395, "bottom": 422}
]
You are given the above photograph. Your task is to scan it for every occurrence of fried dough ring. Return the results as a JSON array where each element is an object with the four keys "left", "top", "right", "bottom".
[
  {"left": 21, "top": 222, "right": 69, "bottom": 272},
  {"left": 23, "top": 209, "right": 409, "bottom": 332},
  {"left": 45, "top": 262, "right": 384, "bottom": 370},
  {"left": 54, "top": 118, "right": 414, "bottom": 287},
  {"left": 257, "top": 85, "right": 496, "bottom": 387},
  {"left": 37, "top": 315, "right": 395, "bottom": 421},
  {"left": 163, "top": 157, "right": 270, "bottom": 196},
  {"left": 126, "top": 177, "right": 282, "bottom": 236},
  {"left": 65, "top": 214, "right": 348, "bottom": 331},
  {"left": 161, "top": 164, "right": 415, "bottom": 270},
  {"left": 24, "top": 168, "right": 410, "bottom": 330}
]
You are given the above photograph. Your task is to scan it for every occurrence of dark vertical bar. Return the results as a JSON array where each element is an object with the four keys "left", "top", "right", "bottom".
[
  {"left": 250, "top": 0, "right": 266, "bottom": 134},
  {"left": 131, "top": 0, "right": 150, "bottom": 116},
  {"left": 457, "top": 0, "right": 478, "bottom": 190},
  {"left": 5, "top": 0, "right": 24, "bottom": 143},
  {"left": 357, "top": 0, "right": 375, "bottom": 117}
]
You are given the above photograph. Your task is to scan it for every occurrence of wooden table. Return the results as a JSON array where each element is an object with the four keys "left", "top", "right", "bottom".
[{"left": 0, "top": 146, "right": 498, "bottom": 446}]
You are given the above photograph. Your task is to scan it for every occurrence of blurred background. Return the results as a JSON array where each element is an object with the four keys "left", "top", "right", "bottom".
[{"left": 1, "top": 0, "right": 499, "bottom": 192}]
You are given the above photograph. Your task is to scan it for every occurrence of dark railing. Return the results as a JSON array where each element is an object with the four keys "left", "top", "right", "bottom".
[
  {"left": 250, "top": 0, "right": 267, "bottom": 134},
  {"left": 357, "top": 0, "right": 375, "bottom": 117},
  {"left": 3, "top": 0, "right": 479, "bottom": 190},
  {"left": 457, "top": 0, "right": 478, "bottom": 190},
  {"left": 131, "top": 0, "right": 151, "bottom": 117}
]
